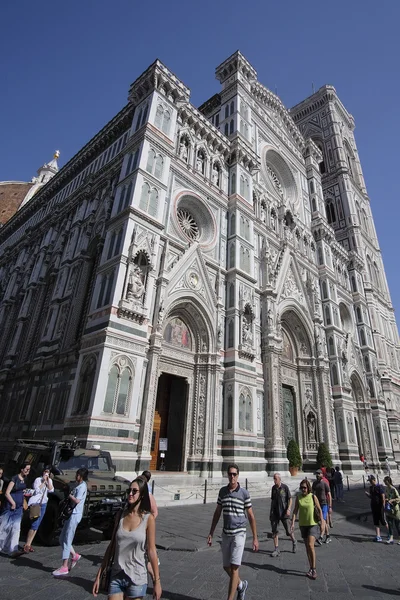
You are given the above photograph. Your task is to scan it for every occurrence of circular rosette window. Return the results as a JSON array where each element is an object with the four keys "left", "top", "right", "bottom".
[
  {"left": 261, "top": 148, "right": 298, "bottom": 208},
  {"left": 174, "top": 193, "right": 217, "bottom": 249}
]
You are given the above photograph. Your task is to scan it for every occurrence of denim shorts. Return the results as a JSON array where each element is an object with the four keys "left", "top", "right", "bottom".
[
  {"left": 30, "top": 504, "right": 47, "bottom": 531},
  {"left": 109, "top": 570, "right": 147, "bottom": 597}
]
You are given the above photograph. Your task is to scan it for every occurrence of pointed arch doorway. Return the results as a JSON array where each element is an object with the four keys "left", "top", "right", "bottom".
[{"left": 149, "top": 302, "right": 212, "bottom": 472}]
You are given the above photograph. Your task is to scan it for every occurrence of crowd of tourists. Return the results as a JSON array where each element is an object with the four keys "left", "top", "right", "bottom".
[{"left": 0, "top": 459, "right": 399, "bottom": 600}]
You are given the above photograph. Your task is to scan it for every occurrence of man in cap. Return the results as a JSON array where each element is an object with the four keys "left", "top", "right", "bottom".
[{"left": 312, "top": 469, "right": 332, "bottom": 545}]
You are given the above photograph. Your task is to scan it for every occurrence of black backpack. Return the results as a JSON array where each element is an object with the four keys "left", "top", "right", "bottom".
[{"left": 58, "top": 497, "right": 74, "bottom": 527}]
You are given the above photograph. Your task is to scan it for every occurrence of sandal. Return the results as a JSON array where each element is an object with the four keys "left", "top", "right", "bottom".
[
  {"left": 311, "top": 569, "right": 317, "bottom": 580},
  {"left": 306, "top": 568, "right": 313, "bottom": 579}
]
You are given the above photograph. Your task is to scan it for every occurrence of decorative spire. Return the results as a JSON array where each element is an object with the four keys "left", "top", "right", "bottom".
[{"left": 19, "top": 150, "right": 60, "bottom": 210}]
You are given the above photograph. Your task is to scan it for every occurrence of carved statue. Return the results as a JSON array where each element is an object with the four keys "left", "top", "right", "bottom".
[
  {"left": 267, "top": 308, "right": 274, "bottom": 331},
  {"left": 196, "top": 152, "right": 204, "bottom": 174},
  {"left": 157, "top": 303, "right": 165, "bottom": 324},
  {"left": 307, "top": 413, "right": 316, "bottom": 442},
  {"left": 179, "top": 138, "right": 188, "bottom": 161},
  {"left": 212, "top": 164, "right": 220, "bottom": 186},
  {"left": 126, "top": 265, "right": 145, "bottom": 301},
  {"left": 260, "top": 202, "right": 266, "bottom": 224},
  {"left": 242, "top": 319, "right": 253, "bottom": 346}
]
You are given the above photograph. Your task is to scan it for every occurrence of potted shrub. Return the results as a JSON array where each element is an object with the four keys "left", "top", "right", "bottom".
[
  {"left": 316, "top": 442, "right": 333, "bottom": 470},
  {"left": 287, "top": 439, "right": 302, "bottom": 476}
]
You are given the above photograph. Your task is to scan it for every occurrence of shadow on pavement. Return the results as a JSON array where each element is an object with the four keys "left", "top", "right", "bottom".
[
  {"left": 9, "top": 555, "right": 53, "bottom": 573},
  {"left": 148, "top": 588, "right": 202, "bottom": 600},
  {"left": 81, "top": 553, "right": 103, "bottom": 567},
  {"left": 241, "top": 560, "right": 305, "bottom": 577},
  {"left": 363, "top": 584, "right": 400, "bottom": 596},
  {"left": 8, "top": 554, "right": 95, "bottom": 593},
  {"left": 330, "top": 533, "right": 375, "bottom": 544}
]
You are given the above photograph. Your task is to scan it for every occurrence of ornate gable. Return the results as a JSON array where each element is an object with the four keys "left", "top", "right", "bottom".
[
  {"left": 165, "top": 243, "right": 217, "bottom": 310},
  {"left": 276, "top": 250, "right": 309, "bottom": 309}
]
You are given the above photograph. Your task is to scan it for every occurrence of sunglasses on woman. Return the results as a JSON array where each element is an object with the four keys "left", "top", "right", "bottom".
[{"left": 127, "top": 488, "right": 140, "bottom": 496}]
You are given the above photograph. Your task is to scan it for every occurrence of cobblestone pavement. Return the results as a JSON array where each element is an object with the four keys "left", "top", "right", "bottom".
[{"left": 2, "top": 485, "right": 400, "bottom": 599}]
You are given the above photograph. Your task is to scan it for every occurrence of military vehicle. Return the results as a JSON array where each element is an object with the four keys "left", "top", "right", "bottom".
[{"left": 1, "top": 438, "right": 129, "bottom": 544}]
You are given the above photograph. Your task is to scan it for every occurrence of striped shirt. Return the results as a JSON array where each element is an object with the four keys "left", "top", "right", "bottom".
[{"left": 217, "top": 483, "right": 252, "bottom": 535}]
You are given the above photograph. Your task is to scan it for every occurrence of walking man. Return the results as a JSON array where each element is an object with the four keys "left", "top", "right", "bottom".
[
  {"left": 312, "top": 469, "right": 332, "bottom": 545},
  {"left": 208, "top": 464, "right": 258, "bottom": 600},
  {"left": 270, "top": 473, "right": 297, "bottom": 556}
]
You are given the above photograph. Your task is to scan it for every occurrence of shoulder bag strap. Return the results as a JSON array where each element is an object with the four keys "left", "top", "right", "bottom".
[{"left": 101, "top": 508, "right": 124, "bottom": 574}]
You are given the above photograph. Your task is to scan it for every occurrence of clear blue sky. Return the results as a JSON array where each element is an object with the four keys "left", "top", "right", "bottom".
[{"left": 1, "top": 1, "right": 399, "bottom": 322}]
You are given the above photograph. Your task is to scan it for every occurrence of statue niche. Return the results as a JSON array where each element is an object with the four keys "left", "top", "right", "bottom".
[
  {"left": 118, "top": 250, "right": 149, "bottom": 322},
  {"left": 126, "top": 265, "right": 145, "bottom": 302}
]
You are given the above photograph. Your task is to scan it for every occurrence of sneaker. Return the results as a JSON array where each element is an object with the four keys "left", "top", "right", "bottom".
[
  {"left": 292, "top": 540, "right": 297, "bottom": 553},
  {"left": 52, "top": 566, "right": 69, "bottom": 577},
  {"left": 70, "top": 553, "right": 81, "bottom": 569},
  {"left": 237, "top": 579, "right": 248, "bottom": 600},
  {"left": 315, "top": 537, "right": 323, "bottom": 546},
  {"left": 374, "top": 536, "right": 382, "bottom": 542},
  {"left": 325, "top": 536, "right": 332, "bottom": 544},
  {"left": 271, "top": 549, "right": 280, "bottom": 557}
]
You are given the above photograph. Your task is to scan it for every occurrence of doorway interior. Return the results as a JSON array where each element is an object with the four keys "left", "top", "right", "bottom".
[{"left": 150, "top": 373, "right": 188, "bottom": 471}]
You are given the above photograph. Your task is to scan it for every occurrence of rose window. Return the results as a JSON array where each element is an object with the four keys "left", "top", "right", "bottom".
[
  {"left": 177, "top": 208, "right": 199, "bottom": 241},
  {"left": 266, "top": 163, "right": 284, "bottom": 198}
]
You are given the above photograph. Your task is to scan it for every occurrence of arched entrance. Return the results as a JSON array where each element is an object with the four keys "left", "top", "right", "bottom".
[
  {"left": 280, "top": 309, "right": 318, "bottom": 462},
  {"left": 150, "top": 301, "right": 213, "bottom": 472}
]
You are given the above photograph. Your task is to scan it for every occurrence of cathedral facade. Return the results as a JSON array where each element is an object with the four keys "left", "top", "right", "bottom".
[{"left": 0, "top": 52, "right": 399, "bottom": 475}]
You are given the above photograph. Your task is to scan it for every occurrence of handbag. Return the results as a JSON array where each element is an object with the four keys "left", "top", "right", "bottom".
[
  {"left": 99, "top": 509, "right": 123, "bottom": 593},
  {"left": 29, "top": 483, "right": 47, "bottom": 520},
  {"left": 312, "top": 494, "right": 321, "bottom": 523}
]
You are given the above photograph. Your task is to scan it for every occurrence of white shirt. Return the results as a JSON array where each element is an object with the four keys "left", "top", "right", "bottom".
[{"left": 28, "top": 476, "right": 54, "bottom": 506}]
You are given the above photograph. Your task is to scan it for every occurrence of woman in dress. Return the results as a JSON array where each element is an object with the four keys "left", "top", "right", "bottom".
[
  {"left": 291, "top": 478, "right": 323, "bottom": 580},
  {"left": 0, "top": 462, "right": 31, "bottom": 557},
  {"left": 93, "top": 476, "right": 162, "bottom": 600},
  {"left": 24, "top": 466, "right": 54, "bottom": 553},
  {"left": 52, "top": 467, "right": 88, "bottom": 576},
  {"left": 383, "top": 476, "right": 400, "bottom": 544}
]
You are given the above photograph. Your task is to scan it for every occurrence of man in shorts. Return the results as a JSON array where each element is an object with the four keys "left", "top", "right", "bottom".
[
  {"left": 208, "top": 464, "right": 258, "bottom": 600},
  {"left": 270, "top": 473, "right": 297, "bottom": 556},
  {"left": 365, "top": 474, "right": 386, "bottom": 541},
  {"left": 312, "top": 469, "right": 332, "bottom": 545}
]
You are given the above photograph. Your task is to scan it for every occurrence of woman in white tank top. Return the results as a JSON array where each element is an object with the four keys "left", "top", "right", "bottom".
[{"left": 93, "top": 476, "right": 162, "bottom": 599}]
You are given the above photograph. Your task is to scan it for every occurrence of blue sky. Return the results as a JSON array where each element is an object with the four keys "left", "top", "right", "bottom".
[{"left": 1, "top": 1, "right": 399, "bottom": 321}]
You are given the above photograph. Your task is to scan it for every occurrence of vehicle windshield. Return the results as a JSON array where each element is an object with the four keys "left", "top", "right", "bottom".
[{"left": 58, "top": 455, "right": 112, "bottom": 472}]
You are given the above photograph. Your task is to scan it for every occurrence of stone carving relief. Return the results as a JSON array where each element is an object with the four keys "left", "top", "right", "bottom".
[
  {"left": 281, "top": 268, "right": 304, "bottom": 304},
  {"left": 196, "top": 372, "right": 207, "bottom": 453}
]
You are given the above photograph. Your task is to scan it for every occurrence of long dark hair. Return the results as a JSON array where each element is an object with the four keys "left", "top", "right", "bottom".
[{"left": 127, "top": 476, "right": 151, "bottom": 515}]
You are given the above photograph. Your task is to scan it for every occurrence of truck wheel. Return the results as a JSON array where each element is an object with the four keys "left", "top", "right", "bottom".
[{"left": 37, "top": 500, "right": 59, "bottom": 546}]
